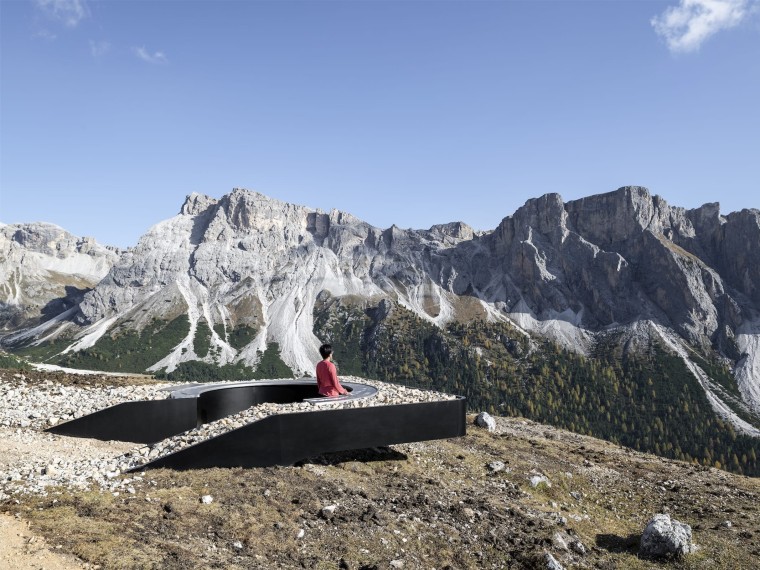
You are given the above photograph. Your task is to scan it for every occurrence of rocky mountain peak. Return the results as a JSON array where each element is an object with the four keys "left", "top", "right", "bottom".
[
  {"left": 1, "top": 222, "right": 118, "bottom": 263},
  {"left": 180, "top": 193, "right": 217, "bottom": 216},
  {"left": 428, "top": 222, "right": 475, "bottom": 242},
  {"left": 563, "top": 186, "right": 664, "bottom": 247},
  {"left": 0, "top": 223, "right": 118, "bottom": 331},
  {"left": 214, "top": 187, "right": 311, "bottom": 233}
]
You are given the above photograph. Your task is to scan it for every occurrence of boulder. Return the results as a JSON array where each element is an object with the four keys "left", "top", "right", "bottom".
[
  {"left": 475, "top": 412, "right": 496, "bottom": 432},
  {"left": 640, "top": 513, "right": 694, "bottom": 559}
]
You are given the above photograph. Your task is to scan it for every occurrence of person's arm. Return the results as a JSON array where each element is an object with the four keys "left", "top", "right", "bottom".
[{"left": 329, "top": 362, "right": 348, "bottom": 395}]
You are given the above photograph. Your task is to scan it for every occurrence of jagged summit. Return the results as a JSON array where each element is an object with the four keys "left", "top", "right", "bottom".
[{"left": 0, "top": 222, "right": 119, "bottom": 333}]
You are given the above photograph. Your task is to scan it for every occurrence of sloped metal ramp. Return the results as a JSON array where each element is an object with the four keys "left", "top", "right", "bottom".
[
  {"left": 45, "top": 397, "right": 197, "bottom": 444},
  {"left": 138, "top": 398, "right": 466, "bottom": 470}
]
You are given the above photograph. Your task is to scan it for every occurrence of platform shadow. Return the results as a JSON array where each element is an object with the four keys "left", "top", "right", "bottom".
[{"left": 298, "top": 446, "right": 408, "bottom": 466}]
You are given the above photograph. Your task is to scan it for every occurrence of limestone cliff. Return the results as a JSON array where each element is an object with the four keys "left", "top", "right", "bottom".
[{"left": 0, "top": 223, "right": 118, "bottom": 331}]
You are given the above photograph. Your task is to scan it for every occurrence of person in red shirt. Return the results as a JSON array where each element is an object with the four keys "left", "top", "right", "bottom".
[{"left": 316, "top": 343, "right": 349, "bottom": 397}]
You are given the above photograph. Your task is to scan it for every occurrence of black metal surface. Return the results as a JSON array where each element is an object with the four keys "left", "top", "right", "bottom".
[
  {"left": 45, "top": 379, "right": 466, "bottom": 469},
  {"left": 198, "top": 384, "right": 324, "bottom": 423},
  {"left": 135, "top": 398, "right": 467, "bottom": 470},
  {"left": 46, "top": 398, "right": 197, "bottom": 444},
  {"left": 45, "top": 381, "right": 365, "bottom": 443}
]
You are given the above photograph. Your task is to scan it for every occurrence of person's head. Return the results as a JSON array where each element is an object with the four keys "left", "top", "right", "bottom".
[{"left": 319, "top": 343, "right": 333, "bottom": 360}]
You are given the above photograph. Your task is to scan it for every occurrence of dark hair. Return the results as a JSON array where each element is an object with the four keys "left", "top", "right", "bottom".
[{"left": 319, "top": 344, "right": 333, "bottom": 359}]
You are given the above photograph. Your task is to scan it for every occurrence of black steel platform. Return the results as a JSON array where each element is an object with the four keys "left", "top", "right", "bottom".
[{"left": 45, "top": 379, "right": 466, "bottom": 469}]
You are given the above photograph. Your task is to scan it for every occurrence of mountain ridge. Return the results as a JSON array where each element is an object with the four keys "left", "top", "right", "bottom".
[{"left": 2, "top": 186, "right": 760, "bottom": 472}]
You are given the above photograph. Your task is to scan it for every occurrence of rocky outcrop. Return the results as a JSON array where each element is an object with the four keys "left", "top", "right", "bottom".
[
  {"left": 481, "top": 186, "right": 751, "bottom": 349},
  {"left": 718, "top": 209, "right": 760, "bottom": 305},
  {"left": 0, "top": 223, "right": 119, "bottom": 331}
]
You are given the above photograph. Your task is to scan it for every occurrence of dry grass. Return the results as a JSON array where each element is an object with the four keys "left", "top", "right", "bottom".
[{"left": 3, "top": 415, "right": 759, "bottom": 569}]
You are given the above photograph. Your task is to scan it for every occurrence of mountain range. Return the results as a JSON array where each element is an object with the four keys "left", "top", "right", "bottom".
[{"left": 2, "top": 186, "right": 759, "bottom": 474}]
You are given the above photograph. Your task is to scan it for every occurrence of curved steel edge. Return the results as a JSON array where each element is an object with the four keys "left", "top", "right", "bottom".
[{"left": 133, "top": 397, "right": 467, "bottom": 471}]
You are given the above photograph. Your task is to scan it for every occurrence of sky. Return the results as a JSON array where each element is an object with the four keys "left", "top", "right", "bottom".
[{"left": 1, "top": 0, "right": 759, "bottom": 249}]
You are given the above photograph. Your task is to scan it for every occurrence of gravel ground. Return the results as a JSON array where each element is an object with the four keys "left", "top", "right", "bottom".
[
  {"left": 0, "top": 372, "right": 454, "bottom": 500},
  {"left": 3, "top": 370, "right": 760, "bottom": 569}
]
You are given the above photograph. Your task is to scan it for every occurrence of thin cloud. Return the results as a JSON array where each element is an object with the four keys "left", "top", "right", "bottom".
[
  {"left": 133, "top": 46, "right": 168, "bottom": 65},
  {"left": 652, "top": 0, "right": 753, "bottom": 52},
  {"left": 89, "top": 40, "right": 110, "bottom": 58},
  {"left": 33, "top": 29, "right": 58, "bottom": 41},
  {"left": 33, "top": 0, "right": 89, "bottom": 28}
]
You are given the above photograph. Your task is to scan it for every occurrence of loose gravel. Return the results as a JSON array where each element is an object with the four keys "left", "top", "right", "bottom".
[{"left": 1, "top": 373, "right": 455, "bottom": 500}]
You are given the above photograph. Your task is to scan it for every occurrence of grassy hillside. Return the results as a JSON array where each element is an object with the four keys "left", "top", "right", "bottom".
[
  {"left": 56, "top": 316, "right": 192, "bottom": 373},
  {"left": 314, "top": 298, "right": 760, "bottom": 477},
  {"left": 9, "top": 317, "right": 292, "bottom": 381},
  {"left": 4, "top": 379, "right": 759, "bottom": 569}
]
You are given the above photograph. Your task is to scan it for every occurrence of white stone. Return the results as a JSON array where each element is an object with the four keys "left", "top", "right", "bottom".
[
  {"left": 530, "top": 475, "right": 552, "bottom": 488},
  {"left": 474, "top": 412, "right": 496, "bottom": 432},
  {"left": 640, "top": 513, "right": 694, "bottom": 559},
  {"left": 545, "top": 552, "right": 564, "bottom": 570}
]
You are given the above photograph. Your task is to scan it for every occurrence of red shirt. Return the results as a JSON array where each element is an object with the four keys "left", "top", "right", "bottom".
[{"left": 316, "top": 359, "right": 347, "bottom": 397}]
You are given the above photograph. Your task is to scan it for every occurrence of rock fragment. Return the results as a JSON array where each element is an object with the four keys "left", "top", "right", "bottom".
[
  {"left": 530, "top": 474, "right": 552, "bottom": 488},
  {"left": 544, "top": 552, "right": 565, "bottom": 570}
]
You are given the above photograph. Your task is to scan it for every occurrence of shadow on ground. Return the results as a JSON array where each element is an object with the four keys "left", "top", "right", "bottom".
[
  {"left": 298, "top": 446, "right": 408, "bottom": 466},
  {"left": 596, "top": 533, "right": 641, "bottom": 554}
]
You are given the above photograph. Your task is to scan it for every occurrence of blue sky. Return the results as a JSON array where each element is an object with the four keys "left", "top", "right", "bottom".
[{"left": 1, "top": 0, "right": 759, "bottom": 248}]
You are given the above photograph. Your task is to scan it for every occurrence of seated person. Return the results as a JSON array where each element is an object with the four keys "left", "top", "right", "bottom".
[{"left": 316, "top": 343, "right": 348, "bottom": 397}]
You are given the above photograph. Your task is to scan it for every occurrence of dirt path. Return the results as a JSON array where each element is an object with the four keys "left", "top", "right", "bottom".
[
  {"left": 1, "top": 428, "right": 135, "bottom": 569},
  {"left": 0, "top": 513, "right": 87, "bottom": 569}
]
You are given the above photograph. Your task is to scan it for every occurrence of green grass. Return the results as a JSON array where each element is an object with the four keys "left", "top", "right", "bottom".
[
  {"left": 155, "top": 360, "right": 257, "bottom": 381},
  {"left": 154, "top": 342, "right": 293, "bottom": 381},
  {"left": 14, "top": 338, "right": 73, "bottom": 362},
  {"left": 193, "top": 319, "right": 212, "bottom": 358},
  {"left": 252, "top": 342, "right": 293, "bottom": 378},
  {"left": 0, "top": 352, "right": 31, "bottom": 370},
  {"left": 228, "top": 324, "right": 257, "bottom": 351}
]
